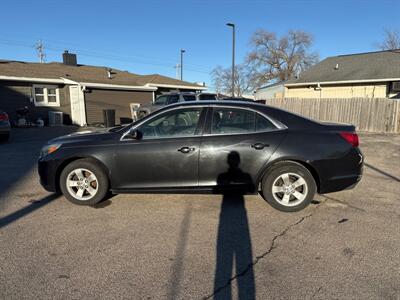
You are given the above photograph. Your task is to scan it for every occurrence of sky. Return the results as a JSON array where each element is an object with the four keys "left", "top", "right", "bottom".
[{"left": 0, "top": 0, "right": 399, "bottom": 90}]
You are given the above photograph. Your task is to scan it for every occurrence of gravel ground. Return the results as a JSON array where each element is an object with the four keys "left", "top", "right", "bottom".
[{"left": 0, "top": 127, "right": 399, "bottom": 299}]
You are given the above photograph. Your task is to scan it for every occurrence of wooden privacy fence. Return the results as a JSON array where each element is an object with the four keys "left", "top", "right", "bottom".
[{"left": 265, "top": 98, "right": 400, "bottom": 133}]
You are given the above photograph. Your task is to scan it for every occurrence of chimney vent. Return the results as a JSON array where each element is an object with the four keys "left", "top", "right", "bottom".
[
  {"left": 107, "top": 68, "right": 112, "bottom": 79},
  {"left": 334, "top": 63, "right": 339, "bottom": 70},
  {"left": 62, "top": 50, "right": 77, "bottom": 66}
]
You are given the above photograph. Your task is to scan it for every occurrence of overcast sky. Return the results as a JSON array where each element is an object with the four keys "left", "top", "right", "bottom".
[{"left": 0, "top": 0, "right": 399, "bottom": 88}]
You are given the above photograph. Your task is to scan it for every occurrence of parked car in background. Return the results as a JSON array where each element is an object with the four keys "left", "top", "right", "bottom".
[
  {"left": 197, "top": 93, "right": 218, "bottom": 101},
  {"left": 220, "top": 96, "right": 254, "bottom": 102},
  {"left": 0, "top": 110, "right": 10, "bottom": 141},
  {"left": 38, "top": 101, "right": 363, "bottom": 212},
  {"left": 137, "top": 92, "right": 218, "bottom": 118}
]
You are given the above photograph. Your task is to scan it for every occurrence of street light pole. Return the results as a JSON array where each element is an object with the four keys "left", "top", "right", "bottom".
[
  {"left": 180, "top": 49, "right": 185, "bottom": 80},
  {"left": 226, "top": 23, "right": 235, "bottom": 97}
]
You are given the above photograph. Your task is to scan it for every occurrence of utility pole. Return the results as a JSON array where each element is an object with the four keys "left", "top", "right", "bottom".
[
  {"left": 174, "top": 63, "right": 181, "bottom": 79},
  {"left": 35, "top": 39, "right": 46, "bottom": 63},
  {"left": 226, "top": 23, "right": 235, "bottom": 97},
  {"left": 180, "top": 49, "right": 185, "bottom": 80}
]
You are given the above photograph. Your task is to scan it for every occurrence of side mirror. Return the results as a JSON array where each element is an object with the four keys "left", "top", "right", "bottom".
[{"left": 126, "top": 128, "right": 142, "bottom": 140}]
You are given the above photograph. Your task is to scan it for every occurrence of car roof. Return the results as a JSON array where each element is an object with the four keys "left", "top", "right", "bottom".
[
  {"left": 158, "top": 92, "right": 196, "bottom": 95},
  {"left": 163, "top": 100, "right": 266, "bottom": 108},
  {"left": 161, "top": 100, "right": 320, "bottom": 129}
]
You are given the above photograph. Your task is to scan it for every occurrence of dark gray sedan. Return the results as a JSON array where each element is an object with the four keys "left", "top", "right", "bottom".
[{"left": 38, "top": 101, "right": 363, "bottom": 212}]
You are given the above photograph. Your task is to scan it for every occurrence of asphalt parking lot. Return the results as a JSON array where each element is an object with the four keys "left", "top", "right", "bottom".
[{"left": 0, "top": 127, "right": 399, "bottom": 299}]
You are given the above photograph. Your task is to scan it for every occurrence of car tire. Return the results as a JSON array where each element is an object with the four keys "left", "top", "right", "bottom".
[
  {"left": 261, "top": 161, "right": 316, "bottom": 212},
  {"left": 60, "top": 158, "right": 109, "bottom": 206},
  {"left": 0, "top": 133, "right": 9, "bottom": 142}
]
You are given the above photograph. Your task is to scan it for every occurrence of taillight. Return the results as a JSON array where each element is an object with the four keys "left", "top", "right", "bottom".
[
  {"left": 0, "top": 112, "right": 9, "bottom": 121},
  {"left": 340, "top": 132, "right": 359, "bottom": 147}
]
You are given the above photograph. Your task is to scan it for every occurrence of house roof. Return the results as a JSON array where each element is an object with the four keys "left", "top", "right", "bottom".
[
  {"left": 134, "top": 74, "right": 206, "bottom": 89},
  {"left": 0, "top": 60, "right": 205, "bottom": 90},
  {"left": 286, "top": 50, "right": 400, "bottom": 86},
  {"left": 257, "top": 81, "right": 286, "bottom": 91}
]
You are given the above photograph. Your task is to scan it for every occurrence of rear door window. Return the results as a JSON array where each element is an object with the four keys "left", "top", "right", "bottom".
[
  {"left": 256, "top": 114, "right": 277, "bottom": 131},
  {"left": 167, "top": 95, "right": 180, "bottom": 104},
  {"left": 211, "top": 108, "right": 255, "bottom": 134},
  {"left": 183, "top": 95, "right": 196, "bottom": 101}
]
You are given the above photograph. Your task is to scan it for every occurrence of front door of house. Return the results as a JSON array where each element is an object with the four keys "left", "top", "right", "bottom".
[{"left": 69, "top": 86, "right": 85, "bottom": 126}]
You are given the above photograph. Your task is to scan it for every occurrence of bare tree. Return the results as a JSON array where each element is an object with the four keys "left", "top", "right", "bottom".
[
  {"left": 377, "top": 29, "right": 400, "bottom": 50},
  {"left": 211, "top": 64, "right": 254, "bottom": 97},
  {"left": 247, "top": 30, "right": 319, "bottom": 84}
]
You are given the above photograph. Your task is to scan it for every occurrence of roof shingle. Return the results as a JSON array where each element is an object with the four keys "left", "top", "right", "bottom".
[
  {"left": 286, "top": 50, "right": 400, "bottom": 85},
  {"left": 0, "top": 60, "right": 204, "bottom": 88}
]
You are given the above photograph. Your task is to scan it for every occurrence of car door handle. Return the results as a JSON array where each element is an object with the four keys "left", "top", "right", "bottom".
[
  {"left": 251, "top": 143, "right": 269, "bottom": 150},
  {"left": 178, "top": 147, "right": 195, "bottom": 154}
]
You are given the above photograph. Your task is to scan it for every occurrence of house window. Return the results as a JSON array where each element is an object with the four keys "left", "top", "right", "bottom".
[{"left": 33, "top": 85, "right": 60, "bottom": 106}]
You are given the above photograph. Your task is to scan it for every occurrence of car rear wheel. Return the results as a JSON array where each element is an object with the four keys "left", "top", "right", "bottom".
[
  {"left": 261, "top": 162, "right": 316, "bottom": 212},
  {"left": 60, "top": 159, "right": 109, "bottom": 206},
  {"left": 0, "top": 133, "right": 9, "bottom": 142}
]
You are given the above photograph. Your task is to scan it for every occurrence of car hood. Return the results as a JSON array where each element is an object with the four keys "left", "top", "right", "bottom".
[{"left": 47, "top": 128, "right": 118, "bottom": 145}]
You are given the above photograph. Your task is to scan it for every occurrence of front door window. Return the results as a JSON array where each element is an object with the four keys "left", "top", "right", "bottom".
[{"left": 138, "top": 108, "right": 202, "bottom": 139}]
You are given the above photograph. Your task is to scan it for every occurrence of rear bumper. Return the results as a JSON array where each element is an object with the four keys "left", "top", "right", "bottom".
[
  {"left": 0, "top": 123, "right": 10, "bottom": 134},
  {"left": 320, "top": 173, "right": 362, "bottom": 194},
  {"left": 317, "top": 148, "right": 363, "bottom": 194}
]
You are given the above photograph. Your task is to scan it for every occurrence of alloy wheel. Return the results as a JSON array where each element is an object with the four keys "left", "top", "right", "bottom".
[
  {"left": 271, "top": 172, "right": 308, "bottom": 207},
  {"left": 66, "top": 168, "right": 99, "bottom": 201}
]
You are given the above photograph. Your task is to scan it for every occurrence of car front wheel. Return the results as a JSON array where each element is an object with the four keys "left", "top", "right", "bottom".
[
  {"left": 60, "top": 159, "right": 109, "bottom": 206},
  {"left": 261, "top": 162, "right": 316, "bottom": 212}
]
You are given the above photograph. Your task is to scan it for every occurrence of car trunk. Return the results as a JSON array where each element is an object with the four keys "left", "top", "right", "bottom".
[{"left": 320, "top": 121, "right": 356, "bottom": 132}]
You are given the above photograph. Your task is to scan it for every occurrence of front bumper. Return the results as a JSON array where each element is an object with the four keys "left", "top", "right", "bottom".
[{"left": 38, "top": 157, "right": 59, "bottom": 192}]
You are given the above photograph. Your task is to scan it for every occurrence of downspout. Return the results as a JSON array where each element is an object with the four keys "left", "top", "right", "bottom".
[{"left": 79, "top": 84, "right": 87, "bottom": 126}]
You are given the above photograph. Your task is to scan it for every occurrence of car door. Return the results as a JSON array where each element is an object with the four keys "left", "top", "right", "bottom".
[
  {"left": 198, "top": 106, "right": 287, "bottom": 189},
  {"left": 113, "top": 106, "right": 206, "bottom": 190}
]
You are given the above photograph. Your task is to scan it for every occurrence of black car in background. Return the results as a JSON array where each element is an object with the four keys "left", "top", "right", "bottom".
[
  {"left": 0, "top": 110, "right": 10, "bottom": 141},
  {"left": 38, "top": 101, "right": 363, "bottom": 212},
  {"left": 137, "top": 92, "right": 218, "bottom": 118}
]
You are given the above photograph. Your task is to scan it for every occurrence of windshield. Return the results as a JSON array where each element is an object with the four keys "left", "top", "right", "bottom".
[{"left": 154, "top": 95, "right": 168, "bottom": 105}]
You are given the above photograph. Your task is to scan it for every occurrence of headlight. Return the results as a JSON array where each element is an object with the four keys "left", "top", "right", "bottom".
[{"left": 40, "top": 144, "right": 62, "bottom": 158}]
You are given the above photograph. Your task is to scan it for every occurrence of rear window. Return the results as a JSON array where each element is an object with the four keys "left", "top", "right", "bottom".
[{"left": 199, "top": 94, "right": 217, "bottom": 100}]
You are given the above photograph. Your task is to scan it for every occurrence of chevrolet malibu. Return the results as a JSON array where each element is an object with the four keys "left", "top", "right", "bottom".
[{"left": 38, "top": 101, "right": 363, "bottom": 212}]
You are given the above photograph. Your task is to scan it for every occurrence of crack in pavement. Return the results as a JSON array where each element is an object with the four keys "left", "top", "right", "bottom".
[{"left": 202, "top": 212, "right": 314, "bottom": 300}]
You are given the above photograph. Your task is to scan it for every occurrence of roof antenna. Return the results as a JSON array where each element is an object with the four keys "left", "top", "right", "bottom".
[{"left": 35, "top": 39, "right": 46, "bottom": 63}]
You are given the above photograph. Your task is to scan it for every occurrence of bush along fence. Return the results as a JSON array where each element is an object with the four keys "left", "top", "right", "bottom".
[{"left": 265, "top": 97, "right": 400, "bottom": 133}]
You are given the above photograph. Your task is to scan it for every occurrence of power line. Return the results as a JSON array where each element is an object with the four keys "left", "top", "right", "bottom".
[{"left": 0, "top": 38, "right": 211, "bottom": 74}]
